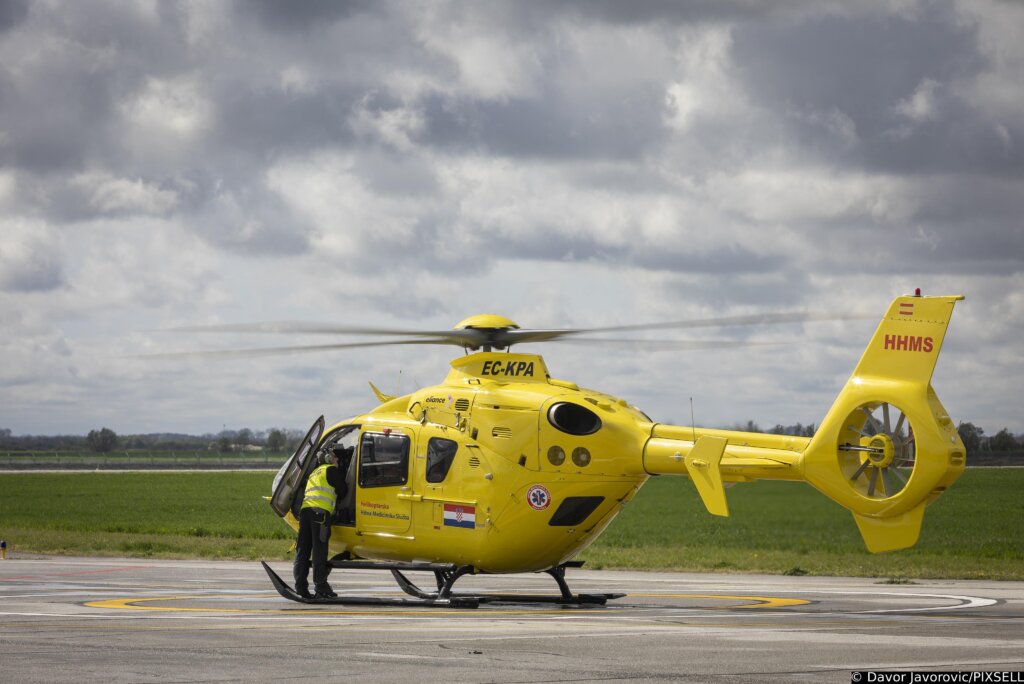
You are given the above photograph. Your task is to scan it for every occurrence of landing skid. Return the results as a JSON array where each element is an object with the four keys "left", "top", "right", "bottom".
[
  {"left": 262, "top": 559, "right": 623, "bottom": 607},
  {"left": 332, "top": 556, "right": 623, "bottom": 606},
  {"left": 261, "top": 561, "right": 480, "bottom": 608}
]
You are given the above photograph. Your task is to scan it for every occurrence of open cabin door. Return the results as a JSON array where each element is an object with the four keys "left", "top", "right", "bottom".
[{"left": 270, "top": 416, "right": 325, "bottom": 517}]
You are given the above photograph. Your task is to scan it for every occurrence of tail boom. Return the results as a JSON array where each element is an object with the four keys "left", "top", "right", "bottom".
[{"left": 642, "top": 294, "right": 966, "bottom": 553}]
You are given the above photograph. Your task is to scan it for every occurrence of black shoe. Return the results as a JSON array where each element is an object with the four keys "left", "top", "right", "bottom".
[
  {"left": 295, "top": 586, "right": 314, "bottom": 600},
  {"left": 314, "top": 586, "right": 337, "bottom": 599}
]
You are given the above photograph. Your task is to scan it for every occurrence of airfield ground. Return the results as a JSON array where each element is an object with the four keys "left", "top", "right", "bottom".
[{"left": 1, "top": 556, "right": 1021, "bottom": 683}]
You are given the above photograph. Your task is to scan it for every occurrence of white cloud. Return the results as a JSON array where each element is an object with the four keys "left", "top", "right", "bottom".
[
  {"left": 70, "top": 172, "right": 179, "bottom": 216},
  {"left": 894, "top": 78, "right": 941, "bottom": 122},
  {"left": 410, "top": 5, "right": 546, "bottom": 100},
  {"left": 121, "top": 75, "right": 211, "bottom": 140},
  {"left": 348, "top": 95, "right": 425, "bottom": 152},
  {"left": 0, "top": 219, "right": 64, "bottom": 293}
]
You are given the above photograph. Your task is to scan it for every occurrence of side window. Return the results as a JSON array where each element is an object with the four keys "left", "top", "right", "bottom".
[
  {"left": 426, "top": 437, "right": 458, "bottom": 483},
  {"left": 359, "top": 431, "right": 410, "bottom": 488}
]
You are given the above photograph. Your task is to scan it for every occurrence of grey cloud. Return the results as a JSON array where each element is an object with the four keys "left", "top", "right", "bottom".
[
  {"left": 465, "top": 0, "right": 827, "bottom": 30},
  {"left": 238, "top": 0, "right": 374, "bottom": 32},
  {"left": 731, "top": 4, "right": 1022, "bottom": 175},
  {"left": 193, "top": 181, "right": 314, "bottom": 256},
  {"left": 631, "top": 244, "right": 787, "bottom": 274},
  {"left": 0, "top": 59, "right": 116, "bottom": 173},
  {"left": 479, "top": 229, "right": 786, "bottom": 276},
  {"left": 419, "top": 85, "right": 671, "bottom": 160},
  {"left": 0, "top": 248, "right": 64, "bottom": 293},
  {"left": 212, "top": 86, "right": 359, "bottom": 159},
  {"left": 0, "top": 0, "right": 28, "bottom": 33}
]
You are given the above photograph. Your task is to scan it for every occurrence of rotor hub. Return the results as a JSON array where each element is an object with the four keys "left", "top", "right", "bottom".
[{"left": 863, "top": 433, "right": 895, "bottom": 468}]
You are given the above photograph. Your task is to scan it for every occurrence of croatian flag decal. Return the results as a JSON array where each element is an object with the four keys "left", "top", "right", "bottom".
[{"left": 443, "top": 503, "right": 476, "bottom": 529}]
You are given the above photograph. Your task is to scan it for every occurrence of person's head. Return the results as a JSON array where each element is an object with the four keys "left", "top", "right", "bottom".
[{"left": 332, "top": 445, "right": 354, "bottom": 467}]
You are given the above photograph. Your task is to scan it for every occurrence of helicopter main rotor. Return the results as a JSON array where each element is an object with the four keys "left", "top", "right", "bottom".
[{"left": 145, "top": 310, "right": 870, "bottom": 360}]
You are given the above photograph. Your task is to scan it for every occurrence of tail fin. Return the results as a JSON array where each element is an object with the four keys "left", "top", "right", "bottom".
[{"left": 802, "top": 294, "right": 966, "bottom": 552}]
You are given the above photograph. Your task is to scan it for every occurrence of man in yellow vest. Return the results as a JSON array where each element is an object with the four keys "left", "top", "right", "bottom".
[{"left": 293, "top": 446, "right": 350, "bottom": 599}]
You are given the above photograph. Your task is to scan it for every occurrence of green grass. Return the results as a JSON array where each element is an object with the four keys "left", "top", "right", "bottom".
[
  {"left": 0, "top": 470, "right": 1021, "bottom": 578},
  {"left": 581, "top": 469, "right": 1024, "bottom": 579},
  {"left": 0, "top": 472, "right": 293, "bottom": 560}
]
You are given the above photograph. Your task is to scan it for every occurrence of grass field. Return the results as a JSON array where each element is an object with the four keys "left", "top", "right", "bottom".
[{"left": 0, "top": 469, "right": 1020, "bottom": 578}]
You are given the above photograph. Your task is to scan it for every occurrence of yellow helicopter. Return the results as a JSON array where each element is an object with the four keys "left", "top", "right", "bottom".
[{"left": 170, "top": 292, "right": 966, "bottom": 607}]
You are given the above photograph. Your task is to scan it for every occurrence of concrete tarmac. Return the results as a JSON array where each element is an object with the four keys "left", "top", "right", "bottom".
[{"left": 1, "top": 556, "right": 1022, "bottom": 683}]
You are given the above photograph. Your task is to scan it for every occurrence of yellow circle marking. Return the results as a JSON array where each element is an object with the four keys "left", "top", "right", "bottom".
[
  {"left": 628, "top": 593, "right": 810, "bottom": 609},
  {"left": 85, "top": 595, "right": 588, "bottom": 615},
  {"left": 86, "top": 592, "right": 807, "bottom": 614}
]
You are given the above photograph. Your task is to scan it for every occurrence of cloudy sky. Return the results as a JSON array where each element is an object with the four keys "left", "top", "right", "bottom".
[{"left": 1, "top": 0, "right": 1021, "bottom": 438}]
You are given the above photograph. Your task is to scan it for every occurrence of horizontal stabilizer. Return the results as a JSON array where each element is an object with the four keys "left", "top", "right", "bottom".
[{"left": 685, "top": 436, "right": 730, "bottom": 517}]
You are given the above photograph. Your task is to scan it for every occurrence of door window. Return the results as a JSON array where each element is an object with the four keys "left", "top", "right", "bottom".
[
  {"left": 426, "top": 437, "right": 459, "bottom": 483},
  {"left": 359, "top": 431, "right": 410, "bottom": 488}
]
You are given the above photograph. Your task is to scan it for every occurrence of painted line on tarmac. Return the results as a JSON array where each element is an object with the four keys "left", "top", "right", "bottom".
[
  {"left": 850, "top": 592, "right": 998, "bottom": 613},
  {"left": 1, "top": 565, "right": 150, "bottom": 581}
]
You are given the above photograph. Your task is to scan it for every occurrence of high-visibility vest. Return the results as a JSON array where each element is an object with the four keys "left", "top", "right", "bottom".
[{"left": 301, "top": 465, "right": 336, "bottom": 513}]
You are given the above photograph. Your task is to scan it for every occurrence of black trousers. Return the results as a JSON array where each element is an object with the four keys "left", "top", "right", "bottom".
[{"left": 294, "top": 507, "right": 332, "bottom": 592}]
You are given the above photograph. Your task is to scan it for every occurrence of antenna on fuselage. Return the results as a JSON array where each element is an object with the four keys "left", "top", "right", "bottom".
[{"left": 690, "top": 397, "right": 697, "bottom": 444}]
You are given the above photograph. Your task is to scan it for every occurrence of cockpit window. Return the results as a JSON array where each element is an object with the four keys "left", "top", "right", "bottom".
[
  {"left": 547, "top": 402, "right": 602, "bottom": 436},
  {"left": 426, "top": 437, "right": 459, "bottom": 483}
]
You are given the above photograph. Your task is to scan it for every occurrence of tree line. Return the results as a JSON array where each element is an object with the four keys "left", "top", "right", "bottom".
[
  {"left": 0, "top": 427, "right": 305, "bottom": 453},
  {"left": 2, "top": 422, "right": 1022, "bottom": 455}
]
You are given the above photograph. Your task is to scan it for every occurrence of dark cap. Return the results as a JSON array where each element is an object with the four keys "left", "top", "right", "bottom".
[{"left": 332, "top": 445, "right": 354, "bottom": 459}]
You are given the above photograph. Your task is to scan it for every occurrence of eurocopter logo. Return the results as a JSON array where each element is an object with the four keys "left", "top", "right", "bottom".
[
  {"left": 884, "top": 334, "right": 934, "bottom": 352},
  {"left": 480, "top": 360, "right": 535, "bottom": 377}
]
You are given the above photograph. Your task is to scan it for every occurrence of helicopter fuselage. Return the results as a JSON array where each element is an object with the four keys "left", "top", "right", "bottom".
[{"left": 281, "top": 351, "right": 655, "bottom": 574}]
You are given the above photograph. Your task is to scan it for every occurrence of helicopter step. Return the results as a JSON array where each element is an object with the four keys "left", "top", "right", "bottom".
[
  {"left": 326, "top": 556, "right": 623, "bottom": 606},
  {"left": 260, "top": 561, "right": 480, "bottom": 608}
]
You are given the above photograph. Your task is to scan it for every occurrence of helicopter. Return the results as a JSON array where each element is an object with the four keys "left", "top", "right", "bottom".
[{"left": 166, "top": 292, "right": 966, "bottom": 607}]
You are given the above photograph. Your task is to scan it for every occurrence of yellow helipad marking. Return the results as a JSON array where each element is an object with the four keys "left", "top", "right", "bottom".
[
  {"left": 628, "top": 593, "right": 811, "bottom": 609},
  {"left": 85, "top": 595, "right": 581, "bottom": 616},
  {"left": 86, "top": 592, "right": 808, "bottom": 614}
]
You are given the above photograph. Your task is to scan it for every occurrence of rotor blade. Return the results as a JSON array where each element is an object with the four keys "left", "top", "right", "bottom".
[
  {"left": 506, "top": 311, "right": 874, "bottom": 343},
  {"left": 132, "top": 337, "right": 460, "bottom": 361},
  {"left": 893, "top": 412, "right": 907, "bottom": 442},
  {"left": 163, "top": 321, "right": 471, "bottom": 338},
  {"left": 161, "top": 321, "right": 484, "bottom": 348},
  {"left": 548, "top": 338, "right": 782, "bottom": 351},
  {"left": 850, "top": 457, "right": 872, "bottom": 481}
]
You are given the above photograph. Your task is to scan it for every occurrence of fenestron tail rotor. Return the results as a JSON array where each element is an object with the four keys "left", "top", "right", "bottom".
[{"left": 839, "top": 402, "right": 917, "bottom": 500}]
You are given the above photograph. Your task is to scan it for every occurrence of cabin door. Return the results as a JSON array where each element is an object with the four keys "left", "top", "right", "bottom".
[
  {"left": 270, "top": 416, "right": 325, "bottom": 518},
  {"left": 355, "top": 426, "right": 414, "bottom": 536}
]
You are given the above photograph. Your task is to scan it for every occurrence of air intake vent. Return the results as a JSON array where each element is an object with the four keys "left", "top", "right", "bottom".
[
  {"left": 468, "top": 456, "right": 481, "bottom": 468},
  {"left": 454, "top": 398, "right": 470, "bottom": 411},
  {"left": 492, "top": 427, "right": 512, "bottom": 439}
]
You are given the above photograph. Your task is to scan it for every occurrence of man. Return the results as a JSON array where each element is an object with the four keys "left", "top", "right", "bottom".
[{"left": 293, "top": 445, "right": 350, "bottom": 599}]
